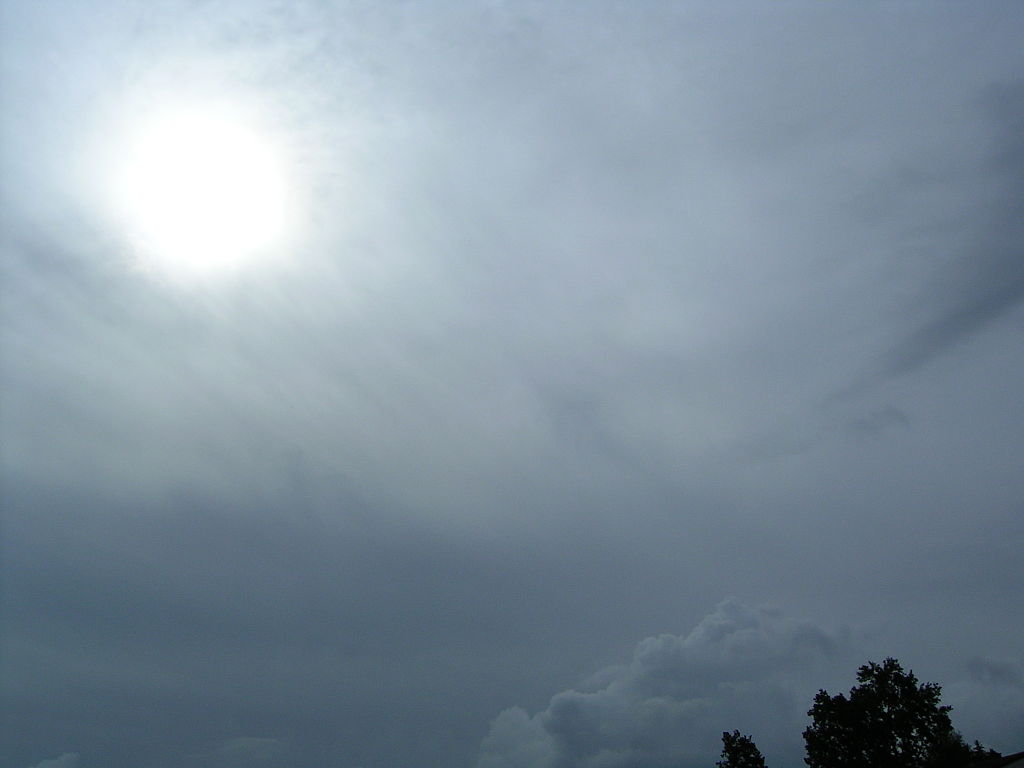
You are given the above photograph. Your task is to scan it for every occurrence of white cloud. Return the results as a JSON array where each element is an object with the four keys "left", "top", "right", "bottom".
[{"left": 477, "top": 599, "right": 850, "bottom": 768}]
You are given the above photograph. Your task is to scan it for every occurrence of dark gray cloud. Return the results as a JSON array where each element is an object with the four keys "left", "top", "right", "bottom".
[
  {"left": 184, "top": 738, "right": 290, "bottom": 768},
  {"left": 2, "top": 2, "right": 1023, "bottom": 767},
  {"left": 967, "top": 657, "right": 1024, "bottom": 689},
  {"left": 877, "top": 81, "right": 1024, "bottom": 379},
  {"left": 26, "top": 755, "right": 80, "bottom": 768},
  {"left": 946, "top": 658, "right": 1024, "bottom": 752}
]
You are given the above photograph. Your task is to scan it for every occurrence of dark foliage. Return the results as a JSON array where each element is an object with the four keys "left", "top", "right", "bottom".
[
  {"left": 802, "top": 658, "right": 999, "bottom": 768},
  {"left": 717, "top": 730, "right": 766, "bottom": 768}
]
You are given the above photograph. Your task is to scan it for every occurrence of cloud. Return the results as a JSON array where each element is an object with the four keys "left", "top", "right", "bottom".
[
  {"left": 477, "top": 600, "right": 850, "bottom": 768},
  {"left": 184, "top": 738, "right": 290, "bottom": 768},
  {"left": 966, "top": 657, "right": 1024, "bottom": 689},
  {"left": 946, "top": 658, "right": 1024, "bottom": 752},
  {"left": 27, "top": 755, "right": 79, "bottom": 768},
  {"left": 878, "top": 80, "right": 1024, "bottom": 380},
  {"left": 3, "top": 4, "right": 1024, "bottom": 768}
]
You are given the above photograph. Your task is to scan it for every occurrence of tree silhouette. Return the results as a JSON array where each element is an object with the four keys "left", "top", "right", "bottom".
[
  {"left": 802, "top": 657, "right": 994, "bottom": 768},
  {"left": 717, "top": 730, "right": 766, "bottom": 768}
]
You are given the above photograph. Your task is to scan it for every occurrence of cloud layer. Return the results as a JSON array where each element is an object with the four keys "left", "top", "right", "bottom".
[{"left": 2, "top": 3, "right": 1023, "bottom": 767}]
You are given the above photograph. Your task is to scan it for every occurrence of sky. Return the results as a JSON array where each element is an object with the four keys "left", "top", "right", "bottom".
[{"left": 1, "top": 2, "right": 1023, "bottom": 767}]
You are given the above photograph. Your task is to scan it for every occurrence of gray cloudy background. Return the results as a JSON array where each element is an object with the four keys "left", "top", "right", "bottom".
[{"left": 2, "top": 2, "right": 1023, "bottom": 767}]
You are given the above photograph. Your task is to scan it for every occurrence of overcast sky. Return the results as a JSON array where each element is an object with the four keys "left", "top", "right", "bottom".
[{"left": 2, "top": 2, "right": 1023, "bottom": 767}]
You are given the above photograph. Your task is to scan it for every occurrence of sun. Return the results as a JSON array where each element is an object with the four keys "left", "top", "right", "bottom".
[{"left": 113, "top": 106, "right": 291, "bottom": 278}]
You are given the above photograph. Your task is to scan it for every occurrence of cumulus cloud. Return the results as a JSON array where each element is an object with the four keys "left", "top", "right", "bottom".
[
  {"left": 27, "top": 755, "right": 79, "bottom": 768},
  {"left": 477, "top": 600, "right": 851, "bottom": 768}
]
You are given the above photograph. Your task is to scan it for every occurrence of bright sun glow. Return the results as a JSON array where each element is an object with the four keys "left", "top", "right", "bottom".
[{"left": 114, "top": 107, "right": 291, "bottom": 278}]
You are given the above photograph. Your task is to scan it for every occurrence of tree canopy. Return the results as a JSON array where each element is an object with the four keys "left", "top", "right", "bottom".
[
  {"left": 714, "top": 658, "right": 1001, "bottom": 768},
  {"left": 802, "top": 658, "right": 990, "bottom": 768},
  {"left": 716, "top": 730, "right": 766, "bottom": 768}
]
